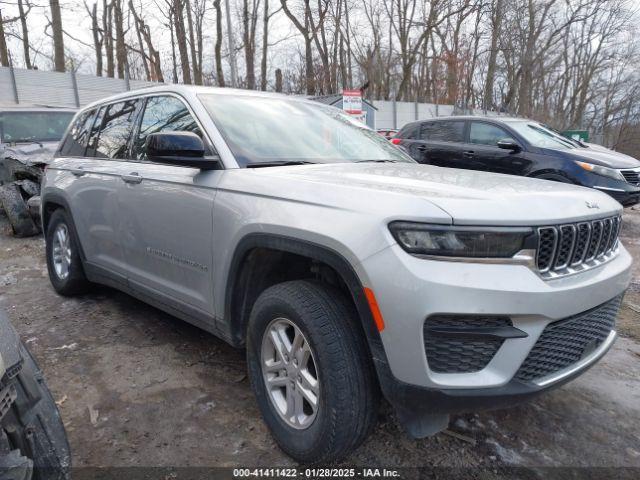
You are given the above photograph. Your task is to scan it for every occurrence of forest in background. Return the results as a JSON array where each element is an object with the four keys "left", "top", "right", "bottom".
[{"left": 1, "top": 0, "right": 640, "bottom": 155}]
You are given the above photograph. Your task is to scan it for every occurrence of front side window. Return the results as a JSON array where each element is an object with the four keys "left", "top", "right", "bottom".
[
  {"left": 420, "top": 121, "right": 465, "bottom": 142},
  {"left": 469, "top": 122, "right": 514, "bottom": 146},
  {"left": 199, "top": 94, "right": 413, "bottom": 167},
  {"left": 134, "top": 96, "right": 203, "bottom": 160},
  {"left": 92, "top": 99, "right": 141, "bottom": 159},
  {"left": 59, "top": 109, "right": 96, "bottom": 157},
  {"left": 0, "top": 111, "right": 74, "bottom": 144}
]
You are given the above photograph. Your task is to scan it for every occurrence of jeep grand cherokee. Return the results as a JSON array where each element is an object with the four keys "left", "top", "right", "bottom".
[{"left": 41, "top": 86, "right": 632, "bottom": 463}]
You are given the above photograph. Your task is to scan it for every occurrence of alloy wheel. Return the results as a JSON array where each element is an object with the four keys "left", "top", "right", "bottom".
[
  {"left": 261, "top": 317, "right": 319, "bottom": 429},
  {"left": 52, "top": 223, "right": 72, "bottom": 280}
]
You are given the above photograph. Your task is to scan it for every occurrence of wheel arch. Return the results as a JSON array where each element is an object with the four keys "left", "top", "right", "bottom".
[
  {"left": 41, "top": 192, "right": 87, "bottom": 262},
  {"left": 224, "top": 233, "right": 388, "bottom": 367}
]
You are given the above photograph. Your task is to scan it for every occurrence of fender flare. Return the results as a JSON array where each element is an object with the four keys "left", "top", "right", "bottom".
[{"left": 224, "top": 233, "right": 389, "bottom": 368}]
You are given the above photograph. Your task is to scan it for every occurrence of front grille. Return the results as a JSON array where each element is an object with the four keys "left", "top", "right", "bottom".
[
  {"left": 621, "top": 169, "right": 640, "bottom": 185},
  {"left": 536, "top": 215, "right": 621, "bottom": 276},
  {"left": 424, "top": 316, "right": 512, "bottom": 373},
  {"left": 514, "top": 294, "right": 622, "bottom": 383}
]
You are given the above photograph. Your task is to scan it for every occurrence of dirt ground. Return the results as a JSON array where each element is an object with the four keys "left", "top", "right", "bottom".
[{"left": 0, "top": 206, "right": 639, "bottom": 476}]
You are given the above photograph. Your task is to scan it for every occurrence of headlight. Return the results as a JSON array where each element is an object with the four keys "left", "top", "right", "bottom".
[
  {"left": 574, "top": 161, "right": 624, "bottom": 181},
  {"left": 389, "top": 222, "right": 533, "bottom": 258}
]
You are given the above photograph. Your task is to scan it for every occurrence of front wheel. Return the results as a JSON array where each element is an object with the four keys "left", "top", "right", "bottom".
[{"left": 246, "top": 281, "right": 379, "bottom": 463}]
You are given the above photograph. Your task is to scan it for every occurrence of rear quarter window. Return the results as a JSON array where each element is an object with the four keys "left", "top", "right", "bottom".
[{"left": 59, "top": 110, "right": 96, "bottom": 157}]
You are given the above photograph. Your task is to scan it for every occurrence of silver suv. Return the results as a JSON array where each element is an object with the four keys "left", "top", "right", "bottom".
[{"left": 41, "top": 86, "right": 632, "bottom": 463}]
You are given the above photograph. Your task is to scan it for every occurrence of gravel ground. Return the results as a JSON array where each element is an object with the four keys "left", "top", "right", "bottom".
[{"left": 0, "top": 206, "right": 639, "bottom": 477}]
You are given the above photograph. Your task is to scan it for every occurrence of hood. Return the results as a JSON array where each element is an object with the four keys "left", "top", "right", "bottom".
[
  {"left": 553, "top": 145, "right": 640, "bottom": 169},
  {"left": 1, "top": 141, "right": 59, "bottom": 166},
  {"left": 248, "top": 163, "right": 622, "bottom": 226}
]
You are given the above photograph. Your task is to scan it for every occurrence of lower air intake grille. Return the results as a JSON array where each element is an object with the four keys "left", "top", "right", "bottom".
[
  {"left": 514, "top": 295, "right": 622, "bottom": 383},
  {"left": 424, "top": 316, "right": 512, "bottom": 373}
]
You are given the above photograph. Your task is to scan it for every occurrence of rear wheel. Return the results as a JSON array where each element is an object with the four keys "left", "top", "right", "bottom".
[
  {"left": 45, "top": 209, "right": 90, "bottom": 296},
  {"left": 246, "top": 280, "right": 379, "bottom": 463}
]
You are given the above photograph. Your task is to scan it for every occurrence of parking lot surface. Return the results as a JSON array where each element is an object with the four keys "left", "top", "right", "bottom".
[{"left": 0, "top": 207, "right": 639, "bottom": 473}]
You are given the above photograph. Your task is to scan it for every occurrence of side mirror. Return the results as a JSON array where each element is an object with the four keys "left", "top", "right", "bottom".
[
  {"left": 497, "top": 138, "right": 521, "bottom": 152},
  {"left": 146, "top": 131, "right": 219, "bottom": 169}
]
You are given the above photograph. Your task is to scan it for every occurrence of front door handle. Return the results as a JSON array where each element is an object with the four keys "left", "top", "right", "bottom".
[
  {"left": 417, "top": 145, "right": 428, "bottom": 151},
  {"left": 121, "top": 173, "right": 143, "bottom": 184},
  {"left": 70, "top": 167, "right": 85, "bottom": 177},
  {"left": 463, "top": 150, "right": 475, "bottom": 158}
]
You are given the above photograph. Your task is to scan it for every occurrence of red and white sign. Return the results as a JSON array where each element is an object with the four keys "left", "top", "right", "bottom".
[{"left": 342, "top": 89, "right": 362, "bottom": 114}]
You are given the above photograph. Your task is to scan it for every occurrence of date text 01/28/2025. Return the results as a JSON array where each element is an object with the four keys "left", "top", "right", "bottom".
[{"left": 232, "top": 468, "right": 401, "bottom": 478}]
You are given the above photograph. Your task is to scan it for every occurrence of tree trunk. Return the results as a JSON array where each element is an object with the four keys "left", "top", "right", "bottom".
[
  {"left": 213, "top": 0, "right": 226, "bottom": 86},
  {"left": 185, "top": 0, "right": 202, "bottom": 84},
  {"left": 0, "top": 10, "right": 9, "bottom": 67},
  {"left": 260, "top": 0, "right": 268, "bottom": 90},
  {"left": 173, "top": 0, "right": 192, "bottom": 84},
  {"left": 483, "top": 0, "right": 503, "bottom": 111},
  {"left": 17, "top": 0, "right": 31, "bottom": 69},
  {"left": 242, "top": 0, "right": 257, "bottom": 89},
  {"left": 49, "top": 0, "right": 66, "bottom": 72},
  {"left": 169, "top": 11, "right": 178, "bottom": 83},
  {"left": 275, "top": 68, "right": 282, "bottom": 92},
  {"left": 113, "top": 0, "right": 126, "bottom": 79},
  {"left": 89, "top": 2, "right": 103, "bottom": 76},
  {"left": 104, "top": 0, "right": 114, "bottom": 77},
  {"left": 224, "top": 0, "right": 238, "bottom": 86}
]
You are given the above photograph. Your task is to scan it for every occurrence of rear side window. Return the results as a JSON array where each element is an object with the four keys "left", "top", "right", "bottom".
[
  {"left": 59, "top": 109, "right": 96, "bottom": 157},
  {"left": 133, "top": 96, "right": 202, "bottom": 160},
  {"left": 420, "top": 121, "right": 465, "bottom": 142},
  {"left": 92, "top": 99, "right": 141, "bottom": 159},
  {"left": 469, "top": 122, "right": 513, "bottom": 146}
]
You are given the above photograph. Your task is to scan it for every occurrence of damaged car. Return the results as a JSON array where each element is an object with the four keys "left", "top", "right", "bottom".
[
  {"left": 0, "top": 309, "right": 71, "bottom": 479},
  {"left": 0, "top": 107, "right": 75, "bottom": 237}
]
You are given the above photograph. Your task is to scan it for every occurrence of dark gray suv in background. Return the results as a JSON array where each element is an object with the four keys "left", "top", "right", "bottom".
[{"left": 395, "top": 116, "right": 640, "bottom": 206}]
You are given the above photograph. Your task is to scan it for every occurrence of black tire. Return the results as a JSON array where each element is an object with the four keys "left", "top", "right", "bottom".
[
  {"left": 45, "top": 209, "right": 90, "bottom": 296},
  {"left": 246, "top": 280, "right": 379, "bottom": 464},
  {"left": 0, "top": 183, "right": 39, "bottom": 237}
]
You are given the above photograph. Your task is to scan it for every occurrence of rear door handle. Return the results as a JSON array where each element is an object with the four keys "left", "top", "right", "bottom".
[
  {"left": 121, "top": 172, "right": 143, "bottom": 184},
  {"left": 70, "top": 167, "right": 85, "bottom": 177}
]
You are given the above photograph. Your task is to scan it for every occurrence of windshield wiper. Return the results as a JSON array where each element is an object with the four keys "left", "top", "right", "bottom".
[{"left": 247, "top": 161, "right": 316, "bottom": 168}]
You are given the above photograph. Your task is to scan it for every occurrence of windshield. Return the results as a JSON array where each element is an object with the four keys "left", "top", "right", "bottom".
[
  {"left": 505, "top": 121, "right": 576, "bottom": 150},
  {"left": 0, "top": 111, "right": 75, "bottom": 144},
  {"left": 199, "top": 94, "right": 414, "bottom": 166}
]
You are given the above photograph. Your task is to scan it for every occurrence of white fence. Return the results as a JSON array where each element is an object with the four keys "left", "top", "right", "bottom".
[
  {"left": 0, "top": 66, "right": 156, "bottom": 109},
  {"left": 1, "top": 66, "right": 488, "bottom": 129}
]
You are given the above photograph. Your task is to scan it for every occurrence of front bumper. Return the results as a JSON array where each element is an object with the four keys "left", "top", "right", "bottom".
[
  {"left": 594, "top": 186, "right": 640, "bottom": 207},
  {"left": 359, "top": 242, "right": 632, "bottom": 413}
]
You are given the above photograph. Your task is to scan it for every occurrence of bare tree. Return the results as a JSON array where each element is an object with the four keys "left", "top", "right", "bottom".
[
  {"left": 85, "top": 2, "right": 103, "bottom": 76},
  {"left": 0, "top": 9, "right": 10, "bottom": 67},
  {"left": 213, "top": 0, "right": 226, "bottom": 86},
  {"left": 49, "top": 0, "right": 66, "bottom": 71},
  {"left": 242, "top": 0, "right": 260, "bottom": 89},
  {"left": 16, "top": 0, "right": 32, "bottom": 69}
]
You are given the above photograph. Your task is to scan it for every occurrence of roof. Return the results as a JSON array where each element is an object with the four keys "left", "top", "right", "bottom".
[
  {"left": 404, "top": 115, "right": 532, "bottom": 125},
  {"left": 80, "top": 84, "right": 330, "bottom": 111},
  {"left": 0, "top": 105, "right": 77, "bottom": 113},
  {"left": 308, "top": 94, "right": 378, "bottom": 110}
]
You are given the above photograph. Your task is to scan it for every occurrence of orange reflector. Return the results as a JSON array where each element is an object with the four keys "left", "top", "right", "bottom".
[{"left": 364, "top": 287, "right": 385, "bottom": 332}]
